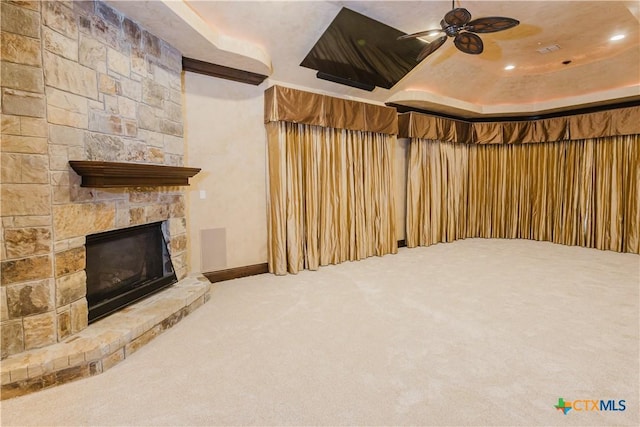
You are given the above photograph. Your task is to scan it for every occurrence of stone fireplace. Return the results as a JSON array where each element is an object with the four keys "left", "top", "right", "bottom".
[{"left": 1, "top": 1, "right": 209, "bottom": 398}]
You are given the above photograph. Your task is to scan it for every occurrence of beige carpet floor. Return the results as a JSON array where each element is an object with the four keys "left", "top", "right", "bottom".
[{"left": 1, "top": 238, "right": 639, "bottom": 426}]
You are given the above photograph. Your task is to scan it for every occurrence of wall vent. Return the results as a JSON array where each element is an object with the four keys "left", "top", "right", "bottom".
[
  {"left": 201, "top": 228, "right": 227, "bottom": 272},
  {"left": 537, "top": 44, "right": 561, "bottom": 54}
]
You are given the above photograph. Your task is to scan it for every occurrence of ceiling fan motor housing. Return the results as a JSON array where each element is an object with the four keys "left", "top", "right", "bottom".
[{"left": 444, "top": 25, "right": 459, "bottom": 37}]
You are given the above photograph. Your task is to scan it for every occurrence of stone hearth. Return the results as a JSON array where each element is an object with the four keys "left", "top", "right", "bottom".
[{"left": 1, "top": 274, "right": 211, "bottom": 399}]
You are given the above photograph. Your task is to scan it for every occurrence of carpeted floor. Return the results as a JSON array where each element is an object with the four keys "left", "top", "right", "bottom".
[{"left": 1, "top": 239, "right": 638, "bottom": 426}]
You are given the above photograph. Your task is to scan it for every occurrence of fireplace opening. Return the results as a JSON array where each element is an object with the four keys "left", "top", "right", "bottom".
[{"left": 86, "top": 222, "right": 177, "bottom": 323}]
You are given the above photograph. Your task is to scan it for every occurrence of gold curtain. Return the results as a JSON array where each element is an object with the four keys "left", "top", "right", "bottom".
[
  {"left": 265, "top": 85, "right": 398, "bottom": 134},
  {"left": 406, "top": 140, "right": 468, "bottom": 246},
  {"left": 406, "top": 135, "right": 639, "bottom": 254},
  {"left": 398, "top": 106, "right": 640, "bottom": 143},
  {"left": 267, "top": 121, "right": 398, "bottom": 275}
]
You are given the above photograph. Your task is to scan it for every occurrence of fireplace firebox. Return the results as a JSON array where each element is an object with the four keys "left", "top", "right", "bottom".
[{"left": 85, "top": 222, "right": 177, "bottom": 323}]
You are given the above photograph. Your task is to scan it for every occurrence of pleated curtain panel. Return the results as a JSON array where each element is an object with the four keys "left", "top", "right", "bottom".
[
  {"left": 264, "top": 86, "right": 398, "bottom": 275},
  {"left": 400, "top": 107, "right": 640, "bottom": 254}
]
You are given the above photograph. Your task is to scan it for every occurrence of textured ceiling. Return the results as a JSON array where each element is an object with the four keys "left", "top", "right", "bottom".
[{"left": 111, "top": 0, "right": 640, "bottom": 118}]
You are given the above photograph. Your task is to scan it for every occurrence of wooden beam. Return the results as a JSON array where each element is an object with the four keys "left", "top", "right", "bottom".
[
  {"left": 387, "top": 99, "right": 640, "bottom": 123},
  {"left": 182, "top": 57, "right": 268, "bottom": 86}
]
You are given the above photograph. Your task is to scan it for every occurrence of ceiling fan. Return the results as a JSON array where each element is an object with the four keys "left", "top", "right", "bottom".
[{"left": 398, "top": 1, "right": 520, "bottom": 61}]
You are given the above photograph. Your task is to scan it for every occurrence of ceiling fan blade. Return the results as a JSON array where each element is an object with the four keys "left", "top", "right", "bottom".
[
  {"left": 466, "top": 17, "right": 520, "bottom": 33},
  {"left": 444, "top": 8, "right": 472, "bottom": 26},
  {"left": 417, "top": 35, "right": 447, "bottom": 61},
  {"left": 397, "top": 29, "right": 445, "bottom": 40},
  {"left": 454, "top": 32, "right": 483, "bottom": 54}
]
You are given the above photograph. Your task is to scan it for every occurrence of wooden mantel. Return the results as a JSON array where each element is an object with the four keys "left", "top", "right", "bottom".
[{"left": 69, "top": 161, "right": 201, "bottom": 188}]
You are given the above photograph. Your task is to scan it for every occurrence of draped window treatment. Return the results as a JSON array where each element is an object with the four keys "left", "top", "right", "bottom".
[
  {"left": 398, "top": 106, "right": 640, "bottom": 143},
  {"left": 406, "top": 135, "right": 640, "bottom": 254},
  {"left": 265, "top": 86, "right": 398, "bottom": 275},
  {"left": 267, "top": 122, "right": 397, "bottom": 275},
  {"left": 265, "top": 87, "right": 639, "bottom": 274}
]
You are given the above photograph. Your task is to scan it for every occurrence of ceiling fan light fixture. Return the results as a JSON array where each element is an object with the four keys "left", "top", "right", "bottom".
[
  {"left": 398, "top": 3, "right": 520, "bottom": 61},
  {"left": 610, "top": 34, "right": 625, "bottom": 41}
]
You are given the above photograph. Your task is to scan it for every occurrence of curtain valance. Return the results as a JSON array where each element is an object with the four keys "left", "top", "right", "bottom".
[
  {"left": 398, "top": 106, "right": 640, "bottom": 143},
  {"left": 264, "top": 85, "right": 398, "bottom": 135}
]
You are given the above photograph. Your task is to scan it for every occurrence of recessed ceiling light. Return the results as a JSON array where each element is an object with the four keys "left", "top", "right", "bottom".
[
  {"left": 537, "top": 44, "right": 561, "bottom": 54},
  {"left": 504, "top": 65, "right": 515, "bottom": 71},
  {"left": 610, "top": 34, "right": 625, "bottom": 41}
]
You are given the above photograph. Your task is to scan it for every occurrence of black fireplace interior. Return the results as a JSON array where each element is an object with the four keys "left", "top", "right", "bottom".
[{"left": 85, "top": 221, "right": 177, "bottom": 323}]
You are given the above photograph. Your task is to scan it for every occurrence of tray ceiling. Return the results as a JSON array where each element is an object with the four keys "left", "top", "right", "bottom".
[{"left": 109, "top": 1, "right": 640, "bottom": 118}]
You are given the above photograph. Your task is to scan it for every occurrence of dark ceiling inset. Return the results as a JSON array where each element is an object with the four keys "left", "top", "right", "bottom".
[{"left": 300, "top": 7, "right": 426, "bottom": 90}]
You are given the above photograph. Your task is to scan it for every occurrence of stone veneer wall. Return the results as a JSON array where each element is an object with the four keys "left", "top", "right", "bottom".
[{"left": 1, "top": 0, "right": 188, "bottom": 359}]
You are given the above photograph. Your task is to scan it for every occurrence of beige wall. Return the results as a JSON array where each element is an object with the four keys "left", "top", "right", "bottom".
[
  {"left": 184, "top": 74, "right": 410, "bottom": 273},
  {"left": 184, "top": 72, "right": 268, "bottom": 272}
]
